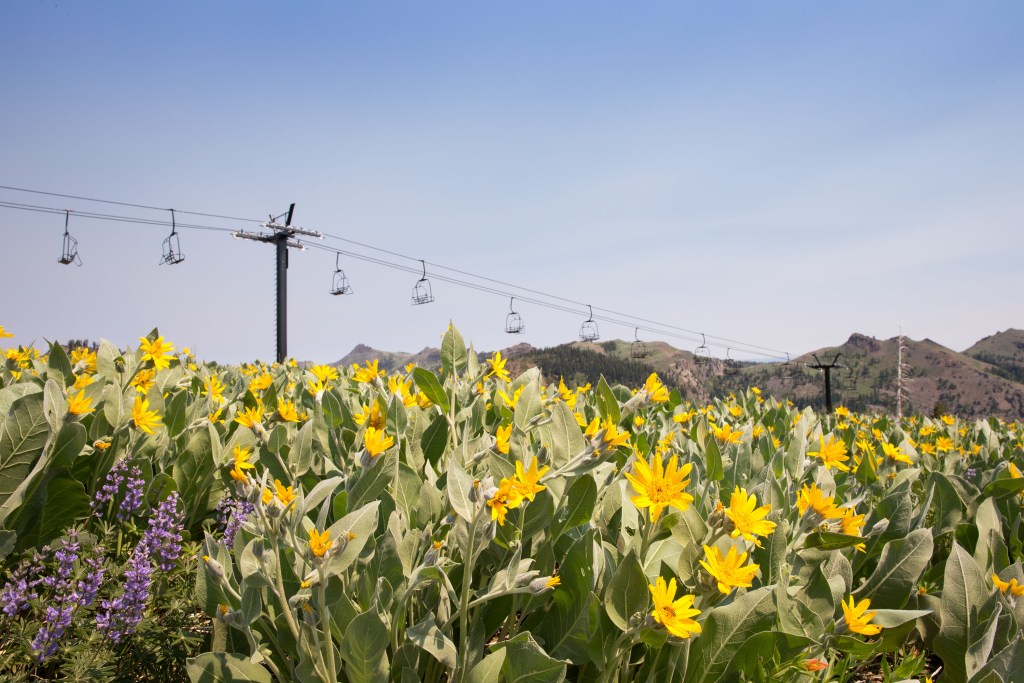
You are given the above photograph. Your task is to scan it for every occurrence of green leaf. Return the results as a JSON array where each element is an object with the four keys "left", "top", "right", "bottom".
[
  {"left": 595, "top": 376, "right": 621, "bottom": 425},
  {"left": 51, "top": 422, "right": 86, "bottom": 470},
  {"left": 803, "top": 531, "right": 868, "bottom": 550},
  {"left": 186, "top": 652, "right": 273, "bottom": 683},
  {"left": 705, "top": 435, "right": 724, "bottom": 481},
  {"left": 441, "top": 323, "right": 468, "bottom": 378},
  {"left": 869, "top": 609, "right": 933, "bottom": 627},
  {"left": 728, "top": 631, "right": 814, "bottom": 678},
  {"left": 406, "top": 614, "right": 458, "bottom": 668},
  {"left": 0, "top": 393, "right": 48, "bottom": 515},
  {"left": 492, "top": 632, "right": 567, "bottom": 683},
  {"left": 163, "top": 390, "right": 189, "bottom": 438},
  {"left": 413, "top": 368, "right": 449, "bottom": 414},
  {"left": 446, "top": 461, "right": 476, "bottom": 522},
  {"left": 855, "top": 528, "right": 933, "bottom": 609},
  {"left": 102, "top": 383, "right": 130, "bottom": 430},
  {"left": 17, "top": 475, "right": 90, "bottom": 549},
  {"left": 348, "top": 449, "right": 398, "bottom": 511},
  {"left": 513, "top": 381, "right": 542, "bottom": 433},
  {"left": 0, "top": 383, "right": 41, "bottom": 416},
  {"left": 549, "top": 401, "right": 589, "bottom": 468},
  {"left": 326, "top": 501, "right": 381, "bottom": 575},
  {"left": 604, "top": 550, "right": 648, "bottom": 632},
  {"left": 466, "top": 648, "right": 507, "bottom": 683},
  {"left": 339, "top": 610, "right": 390, "bottom": 683},
  {"left": 46, "top": 341, "right": 75, "bottom": 388},
  {"left": 932, "top": 472, "right": 966, "bottom": 537},
  {"left": 292, "top": 419, "right": 315, "bottom": 476},
  {"left": 421, "top": 413, "right": 449, "bottom": 468},
  {"left": 685, "top": 587, "right": 777, "bottom": 683},
  {"left": 553, "top": 474, "right": 597, "bottom": 540},
  {"left": 386, "top": 392, "right": 408, "bottom": 438},
  {"left": 42, "top": 379, "right": 67, "bottom": 431},
  {"left": 934, "top": 542, "right": 993, "bottom": 683}
]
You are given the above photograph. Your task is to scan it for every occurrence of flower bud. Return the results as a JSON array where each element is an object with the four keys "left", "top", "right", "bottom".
[
  {"left": 528, "top": 576, "right": 558, "bottom": 594},
  {"left": 202, "top": 555, "right": 226, "bottom": 581},
  {"left": 514, "top": 570, "right": 540, "bottom": 588}
]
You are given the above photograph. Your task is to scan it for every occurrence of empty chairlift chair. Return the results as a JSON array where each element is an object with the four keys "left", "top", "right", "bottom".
[
  {"left": 505, "top": 298, "right": 525, "bottom": 334},
  {"left": 330, "top": 253, "right": 353, "bottom": 295},
  {"left": 411, "top": 260, "right": 435, "bottom": 305},
  {"left": 694, "top": 334, "right": 712, "bottom": 367},
  {"left": 159, "top": 210, "right": 185, "bottom": 265},
  {"left": 779, "top": 353, "right": 794, "bottom": 382},
  {"left": 724, "top": 348, "right": 739, "bottom": 376},
  {"left": 631, "top": 328, "right": 647, "bottom": 359},
  {"left": 579, "top": 305, "right": 599, "bottom": 342},
  {"left": 57, "top": 210, "right": 82, "bottom": 266}
]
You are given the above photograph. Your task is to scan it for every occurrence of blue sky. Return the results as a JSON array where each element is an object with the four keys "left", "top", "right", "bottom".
[{"left": 2, "top": 1, "right": 1022, "bottom": 363}]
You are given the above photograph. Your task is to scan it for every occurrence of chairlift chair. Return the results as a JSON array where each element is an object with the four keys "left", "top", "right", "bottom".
[
  {"left": 57, "top": 210, "right": 82, "bottom": 266},
  {"left": 724, "top": 348, "right": 739, "bottom": 376},
  {"left": 411, "top": 259, "right": 435, "bottom": 305},
  {"left": 330, "top": 253, "right": 353, "bottom": 295},
  {"left": 579, "top": 305, "right": 599, "bottom": 342},
  {"left": 779, "top": 353, "right": 794, "bottom": 381},
  {"left": 159, "top": 209, "right": 186, "bottom": 265},
  {"left": 631, "top": 328, "right": 647, "bottom": 359},
  {"left": 505, "top": 298, "right": 525, "bottom": 334},
  {"left": 694, "top": 334, "right": 711, "bottom": 366}
]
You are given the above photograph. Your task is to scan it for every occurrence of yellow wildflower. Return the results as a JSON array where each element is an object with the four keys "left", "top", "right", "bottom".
[
  {"left": 993, "top": 573, "right": 1024, "bottom": 597},
  {"left": 352, "top": 359, "right": 384, "bottom": 383},
  {"left": 649, "top": 576, "right": 701, "bottom": 639},
  {"left": 496, "top": 386, "right": 523, "bottom": 410},
  {"left": 512, "top": 457, "right": 549, "bottom": 502},
  {"left": 273, "top": 479, "right": 297, "bottom": 507},
  {"left": 139, "top": 336, "right": 175, "bottom": 371},
  {"left": 486, "top": 351, "right": 511, "bottom": 382},
  {"left": 624, "top": 453, "right": 694, "bottom": 522},
  {"left": 808, "top": 434, "right": 850, "bottom": 472},
  {"left": 277, "top": 399, "right": 300, "bottom": 423},
  {"left": 796, "top": 483, "right": 843, "bottom": 520},
  {"left": 495, "top": 423, "right": 512, "bottom": 455},
  {"left": 66, "top": 390, "right": 94, "bottom": 416},
  {"left": 309, "top": 528, "right": 332, "bottom": 558},
  {"left": 724, "top": 486, "right": 777, "bottom": 546},
  {"left": 310, "top": 364, "right": 339, "bottom": 384},
  {"left": 364, "top": 426, "right": 395, "bottom": 457},
  {"left": 235, "top": 405, "right": 264, "bottom": 430},
  {"left": 841, "top": 596, "right": 882, "bottom": 636},
  {"left": 712, "top": 423, "right": 743, "bottom": 445},
  {"left": 132, "top": 396, "right": 162, "bottom": 434},
  {"left": 487, "top": 477, "right": 523, "bottom": 526},
  {"left": 700, "top": 545, "right": 760, "bottom": 594},
  {"left": 130, "top": 368, "right": 156, "bottom": 394},
  {"left": 643, "top": 373, "right": 670, "bottom": 403},
  {"left": 70, "top": 347, "right": 97, "bottom": 373}
]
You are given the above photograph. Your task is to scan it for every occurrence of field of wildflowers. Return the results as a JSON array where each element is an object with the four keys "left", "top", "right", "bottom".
[{"left": 0, "top": 322, "right": 1022, "bottom": 682}]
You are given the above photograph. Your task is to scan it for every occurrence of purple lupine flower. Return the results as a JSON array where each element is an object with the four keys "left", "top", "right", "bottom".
[
  {"left": 96, "top": 540, "right": 152, "bottom": 643},
  {"left": 217, "top": 495, "right": 254, "bottom": 548},
  {"left": 118, "top": 466, "right": 145, "bottom": 521},
  {"left": 77, "top": 547, "right": 106, "bottom": 608},
  {"left": 1, "top": 572, "right": 35, "bottom": 618},
  {"left": 145, "top": 492, "right": 183, "bottom": 571},
  {"left": 30, "top": 533, "right": 80, "bottom": 662},
  {"left": 91, "top": 458, "right": 129, "bottom": 516}
]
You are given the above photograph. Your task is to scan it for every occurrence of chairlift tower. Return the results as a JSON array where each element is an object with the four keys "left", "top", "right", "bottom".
[
  {"left": 807, "top": 352, "right": 845, "bottom": 414},
  {"left": 233, "top": 204, "right": 322, "bottom": 363}
]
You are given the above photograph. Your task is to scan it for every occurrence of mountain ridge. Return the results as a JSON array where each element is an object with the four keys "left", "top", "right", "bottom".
[{"left": 332, "top": 329, "right": 1024, "bottom": 420}]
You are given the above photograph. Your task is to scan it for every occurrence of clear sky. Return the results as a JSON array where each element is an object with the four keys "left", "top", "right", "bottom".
[{"left": 2, "top": 1, "right": 1022, "bottom": 364}]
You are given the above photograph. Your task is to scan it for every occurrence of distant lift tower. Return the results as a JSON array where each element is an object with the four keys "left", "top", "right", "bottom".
[
  {"left": 233, "top": 204, "right": 322, "bottom": 363},
  {"left": 807, "top": 353, "right": 845, "bottom": 414}
]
